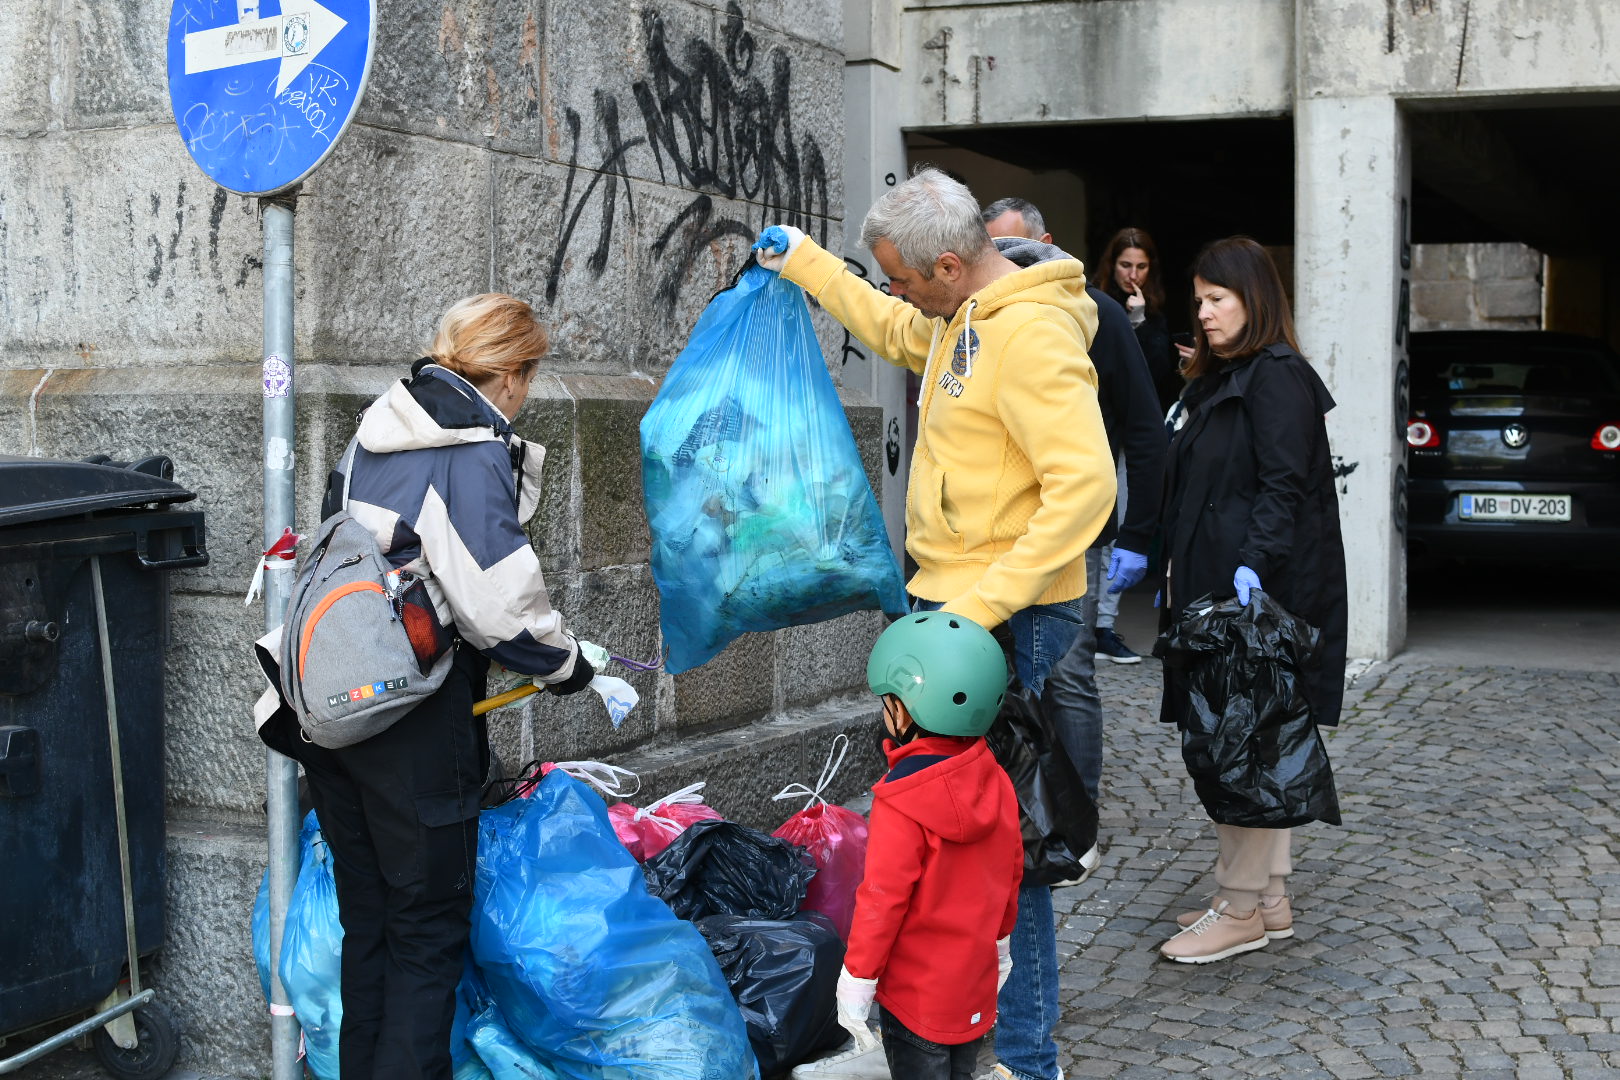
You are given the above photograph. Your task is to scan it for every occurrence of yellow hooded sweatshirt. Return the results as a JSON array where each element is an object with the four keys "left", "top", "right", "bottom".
[{"left": 782, "top": 238, "right": 1116, "bottom": 630}]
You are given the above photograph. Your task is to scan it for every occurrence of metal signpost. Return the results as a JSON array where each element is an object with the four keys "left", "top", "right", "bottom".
[{"left": 166, "top": 3, "right": 374, "bottom": 1077}]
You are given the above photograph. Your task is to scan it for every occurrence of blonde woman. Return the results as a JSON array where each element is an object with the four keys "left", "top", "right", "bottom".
[{"left": 258, "top": 294, "right": 593, "bottom": 1079}]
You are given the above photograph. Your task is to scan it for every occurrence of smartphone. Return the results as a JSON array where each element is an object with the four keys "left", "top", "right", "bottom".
[{"left": 1171, "top": 332, "right": 1195, "bottom": 348}]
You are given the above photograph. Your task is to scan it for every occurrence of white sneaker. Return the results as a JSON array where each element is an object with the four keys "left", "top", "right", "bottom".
[
  {"left": 977, "top": 1065, "right": 1066, "bottom": 1080},
  {"left": 791, "top": 1040, "right": 890, "bottom": 1079},
  {"left": 1050, "top": 843, "right": 1101, "bottom": 888}
]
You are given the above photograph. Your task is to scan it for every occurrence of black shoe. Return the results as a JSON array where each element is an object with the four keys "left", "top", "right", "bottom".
[{"left": 1093, "top": 627, "right": 1142, "bottom": 664}]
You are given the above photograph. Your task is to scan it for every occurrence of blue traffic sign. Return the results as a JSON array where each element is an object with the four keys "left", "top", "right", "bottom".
[{"left": 167, "top": 0, "right": 375, "bottom": 196}]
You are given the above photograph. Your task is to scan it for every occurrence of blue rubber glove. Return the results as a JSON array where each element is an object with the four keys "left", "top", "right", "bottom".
[
  {"left": 1106, "top": 548, "right": 1149, "bottom": 594},
  {"left": 752, "top": 225, "right": 806, "bottom": 272},
  {"left": 1234, "top": 566, "right": 1262, "bottom": 606}
]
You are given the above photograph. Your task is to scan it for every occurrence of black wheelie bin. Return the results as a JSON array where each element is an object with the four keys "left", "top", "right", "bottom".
[{"left": 0, "top": 454, "right": 208, "bottom": 1080}]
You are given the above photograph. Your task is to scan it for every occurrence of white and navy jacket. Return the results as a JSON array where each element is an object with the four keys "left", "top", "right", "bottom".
[{"left": 328, "top": 360, "right": 585, "bottom": 687}]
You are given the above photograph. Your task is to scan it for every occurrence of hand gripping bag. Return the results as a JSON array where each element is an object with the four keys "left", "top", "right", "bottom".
[
  {"left": 641, "top": 265, "right": 908, "bottom": 673},
  {"left": 470, "top": 771, "right": 757, "bottom": 1080},
  {"left": 1158, "top": 592, "right": 1340, "bottom": 828},
  {"left": 769, "top": 736, "right": 868, "bottom": 940}
]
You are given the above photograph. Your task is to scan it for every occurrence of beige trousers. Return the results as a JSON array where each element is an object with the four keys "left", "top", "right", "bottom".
[{"left": 1213, "top": 825, "right": 1292, "bottom": 913}]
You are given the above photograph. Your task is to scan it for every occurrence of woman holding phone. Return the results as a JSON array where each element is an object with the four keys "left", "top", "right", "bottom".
[{"left": 1094, "top": 226, "right": 1182, "bottom": 414}]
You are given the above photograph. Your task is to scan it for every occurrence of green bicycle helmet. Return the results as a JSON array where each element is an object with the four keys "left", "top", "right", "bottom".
[{"left": 866, "top": 612, "right": 1008, "bottom": 736}]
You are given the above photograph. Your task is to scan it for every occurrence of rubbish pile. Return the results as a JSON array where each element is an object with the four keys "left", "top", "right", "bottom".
[{"left": 253, "top": 748, "right": 867, "bottom": 1079}]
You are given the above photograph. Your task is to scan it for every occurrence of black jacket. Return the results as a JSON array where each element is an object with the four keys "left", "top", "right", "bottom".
[
  {"left": 1157, "top": 344, "right": 1348, "bottom": 727},
  {"left": 1083, "top": 287, "right": 1168, "bottom": 553},
  {"left": 993, "top": 237, "right": 1166, "bottom": 553},
  {"left": 1131, "top": 310, "right": 1184, "bottom": 417}
]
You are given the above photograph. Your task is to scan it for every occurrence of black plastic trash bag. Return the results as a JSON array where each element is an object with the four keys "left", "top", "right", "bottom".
[
  {"left": 985, "top": 681, "right": 1100, "bottom": 887},
  {"left": 697, "top": 912, "right": 846, "bottom": 1076},
  {"left": 1158, "top": 591, "right": 1341, "bottom": 828},
  {"left": 643, "top": 819, "right": 819, "bottom": 921}
]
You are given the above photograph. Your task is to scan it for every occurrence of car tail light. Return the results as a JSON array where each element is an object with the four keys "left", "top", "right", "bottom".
[
  {"left": 1594, "top": 424, "right": 1620, "bottom": 451},
  {"left": 1407, "top": 419, "right": 1440, "bottom": 449}
]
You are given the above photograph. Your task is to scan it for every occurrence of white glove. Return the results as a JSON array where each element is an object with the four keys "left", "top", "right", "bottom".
[
  {"left": 834, "top": 965, "right": 880, "bottom": 1053},
  {"left": 575, "top": 638, "right": 611, "bottom": 672},
  {"left": 996, "top": 936, "right": 1013, "bottom": 991},
  {"left": 753, "top": 225, "right": 806, "bottom": 272}
]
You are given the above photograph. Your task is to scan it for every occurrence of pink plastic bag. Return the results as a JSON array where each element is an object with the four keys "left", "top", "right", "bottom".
[
  {"left": 770, "top": 736, "right": 868, "bottom": 940},
  {"left": 609, "top": 782, "right": 724, "bottom": 862}
]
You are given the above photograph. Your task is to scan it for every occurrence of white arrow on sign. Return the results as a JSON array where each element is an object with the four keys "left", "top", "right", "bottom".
[{"left": 183, "top": 0, "right": 347, "bottom": 96}]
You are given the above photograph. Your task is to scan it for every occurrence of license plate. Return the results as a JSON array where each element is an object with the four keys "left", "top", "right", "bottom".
[{"left": 1459, "top": 493, "right": 1572, "bottom": 522}]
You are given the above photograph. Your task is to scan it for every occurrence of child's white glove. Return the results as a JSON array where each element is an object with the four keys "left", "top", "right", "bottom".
[
  {"left": 834, "top": 965, "right": 880, "bottom": 1052},
  {"left": 996, "top": 936, "right": 1013, "bottom": 991}
]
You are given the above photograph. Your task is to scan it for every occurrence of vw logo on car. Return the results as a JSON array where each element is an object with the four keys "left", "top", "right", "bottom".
[{"left": 1501, "top": 422, "right": 1530, "bottom": 449}]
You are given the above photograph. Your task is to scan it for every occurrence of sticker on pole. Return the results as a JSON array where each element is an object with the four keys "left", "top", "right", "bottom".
[{"left": 166, "top": 0, "right": 376, "bottom": 196}]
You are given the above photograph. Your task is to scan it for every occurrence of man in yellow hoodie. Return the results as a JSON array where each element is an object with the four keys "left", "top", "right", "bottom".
[{"left": 758, "top": 168, "right": 1114, "bottom": 1080}]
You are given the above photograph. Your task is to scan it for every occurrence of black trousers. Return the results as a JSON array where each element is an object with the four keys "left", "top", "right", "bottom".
[
  {"left": 879, "top": 1007, "right": 983, "bottom": 1080},
  {"left": 261, "top": 645, "right": 488, "bottom": 1080}
]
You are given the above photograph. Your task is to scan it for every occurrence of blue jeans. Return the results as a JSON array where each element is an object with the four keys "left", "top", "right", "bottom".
[
  {"left": 1045, "top": 552, "right": 1104, "bottom": 802},
  {"left": 910, "top": 595, "right": 1082, "bottom": 1080}
]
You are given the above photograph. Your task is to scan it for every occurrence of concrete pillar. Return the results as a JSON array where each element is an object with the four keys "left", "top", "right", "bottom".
[
  {"left": 843, "top": 0, "right": 911, "bottom": 563},
  {"left": 1293, "top": 95, "right": 1409, "bottom": 659}
]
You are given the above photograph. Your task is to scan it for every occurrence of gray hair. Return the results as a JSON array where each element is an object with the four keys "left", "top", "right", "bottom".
[
  {"left": 860, "top": 167, "right": 994, "bottom": 278},
  {"left": 981, "top": 197, "right": 1046, "bottom": 239}
]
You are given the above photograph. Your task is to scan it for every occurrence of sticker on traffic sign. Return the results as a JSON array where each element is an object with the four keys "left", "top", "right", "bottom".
[{"left": 166, "top": 0, "right": 376, "bottom": 196}]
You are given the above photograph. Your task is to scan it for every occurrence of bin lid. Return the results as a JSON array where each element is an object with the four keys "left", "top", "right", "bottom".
[{"left": 0, "top": 455, "right": 198, "bottom": 527}]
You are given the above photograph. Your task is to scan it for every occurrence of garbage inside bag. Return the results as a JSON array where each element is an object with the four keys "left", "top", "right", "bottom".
[
  {"left": 643, "top": 818, "right": 819, "bottom": 922},
  {"left": 278, "top": 811, "right": 344, "bottom": 1080},
  {"left": 697, "top": 912, "right": 847, "bottom": 1076},
  {"left": 460, "top": 968, "right": 562, "bottom": 1080},
  {"left": 985, "top": 679, "right": 1100, "bottom": 887},
  {"left": 1157, "top": 591, "right": 1341, "bottom": 828},
  {"left": 471, "top": 770, "right": 757, "bottom": 1079},
  {"left": 608, "top": 781, "right": 725, "bottom": 862},
  {"left": 641, "top": 264, "right": 908, "bottom": 673}
]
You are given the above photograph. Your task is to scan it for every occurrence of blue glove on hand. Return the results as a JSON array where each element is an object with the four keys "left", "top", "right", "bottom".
[
  {"left": 1106, "top": 548, "right": 1149, "bottom": 594},
  {"left": 752, "top": 225, "right": 806, "bottom": 272},
  {"left": 1234, "top": 565, "right": 1262, "bottom": 606}
]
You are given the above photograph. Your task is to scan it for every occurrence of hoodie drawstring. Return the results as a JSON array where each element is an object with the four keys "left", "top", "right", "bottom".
[{"left": 962, "top": 300, "right": 978, "bottom": 379}]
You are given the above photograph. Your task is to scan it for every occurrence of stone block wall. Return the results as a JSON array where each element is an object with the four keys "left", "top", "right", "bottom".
[
  {"left": 0, "top": 2, "right": 892, "bottom": 1073},
  {"left": 1410, "top": 243, "right": 1543, "bottom": 332}
]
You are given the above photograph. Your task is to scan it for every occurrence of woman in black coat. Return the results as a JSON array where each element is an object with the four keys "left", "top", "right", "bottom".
[{"left": 1156, "top": 236, "right": 1348, "bottom": 965}]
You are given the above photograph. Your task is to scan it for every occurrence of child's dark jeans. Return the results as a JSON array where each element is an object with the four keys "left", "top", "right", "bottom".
[{"left": 879, "top": 1007, "right": 983, "bottom": 1080}]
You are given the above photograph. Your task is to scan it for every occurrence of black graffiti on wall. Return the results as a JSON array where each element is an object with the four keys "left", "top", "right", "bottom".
[{"left": 546, "top": 2, "right": 830, "bottom": 314}]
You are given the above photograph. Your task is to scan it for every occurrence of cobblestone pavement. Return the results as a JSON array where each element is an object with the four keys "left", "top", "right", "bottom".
[
  {"left": 1051, "top": 656, "right": 1620, "bottom": 1079},
  {"left": 13, "top": 657, "right": 1619, "bottom": 1080}
]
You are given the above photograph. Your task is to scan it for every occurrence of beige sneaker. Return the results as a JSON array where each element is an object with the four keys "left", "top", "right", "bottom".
[
  {"left": 1160, "top": 900, "right": 1268, "bottom": 963},
  {"left": 1177, "top": 894, "right": 1293, "bottom": 939}
]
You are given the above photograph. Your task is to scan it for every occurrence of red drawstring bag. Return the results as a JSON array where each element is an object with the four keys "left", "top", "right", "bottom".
[
  {"left": 608, "top": 782, "right": 724, "bottom": 862},
  {"left": 771, "top": 736, "right": 868, "bottom": 940}
]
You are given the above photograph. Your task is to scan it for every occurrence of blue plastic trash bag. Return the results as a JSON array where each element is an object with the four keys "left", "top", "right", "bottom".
[
  {"left": 279, "top": 811, "right": 344, "bottom": 1080},
  {"left": 471, "top": 771, "right": 757, "bottom": 1079},
  {"left": 251, "top": 868, "right": 271, "bottom": 1002},
  {"left": 458, "top": 965, "right": 558, "bottom": 1080},
  {"left": 641, "top": 265, "right": 907, "bottom": 672}
]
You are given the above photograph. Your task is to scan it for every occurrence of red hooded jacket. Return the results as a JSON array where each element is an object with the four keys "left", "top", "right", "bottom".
[{"left": 844, "top": 735, "right": 1023, "bottom": 1045}]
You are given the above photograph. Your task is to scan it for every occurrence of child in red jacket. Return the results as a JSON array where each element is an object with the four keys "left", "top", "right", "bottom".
[{"left": 836, "top": 611, "right": 1024, "bottom": 1080}]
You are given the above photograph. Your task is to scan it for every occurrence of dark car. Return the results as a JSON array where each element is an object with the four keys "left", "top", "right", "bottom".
[{"left": 1407, "top": 330, "right": 1620, "bottom": 559}]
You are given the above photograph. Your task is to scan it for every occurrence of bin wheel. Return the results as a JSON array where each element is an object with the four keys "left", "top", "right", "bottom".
[{"left": 93, "top": 999, "right": 179, "bottom": 1080}]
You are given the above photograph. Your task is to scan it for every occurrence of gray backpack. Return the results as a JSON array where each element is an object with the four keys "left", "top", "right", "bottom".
[{"left": 279, "top": 444, "right": 454, "bottom": 748}]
